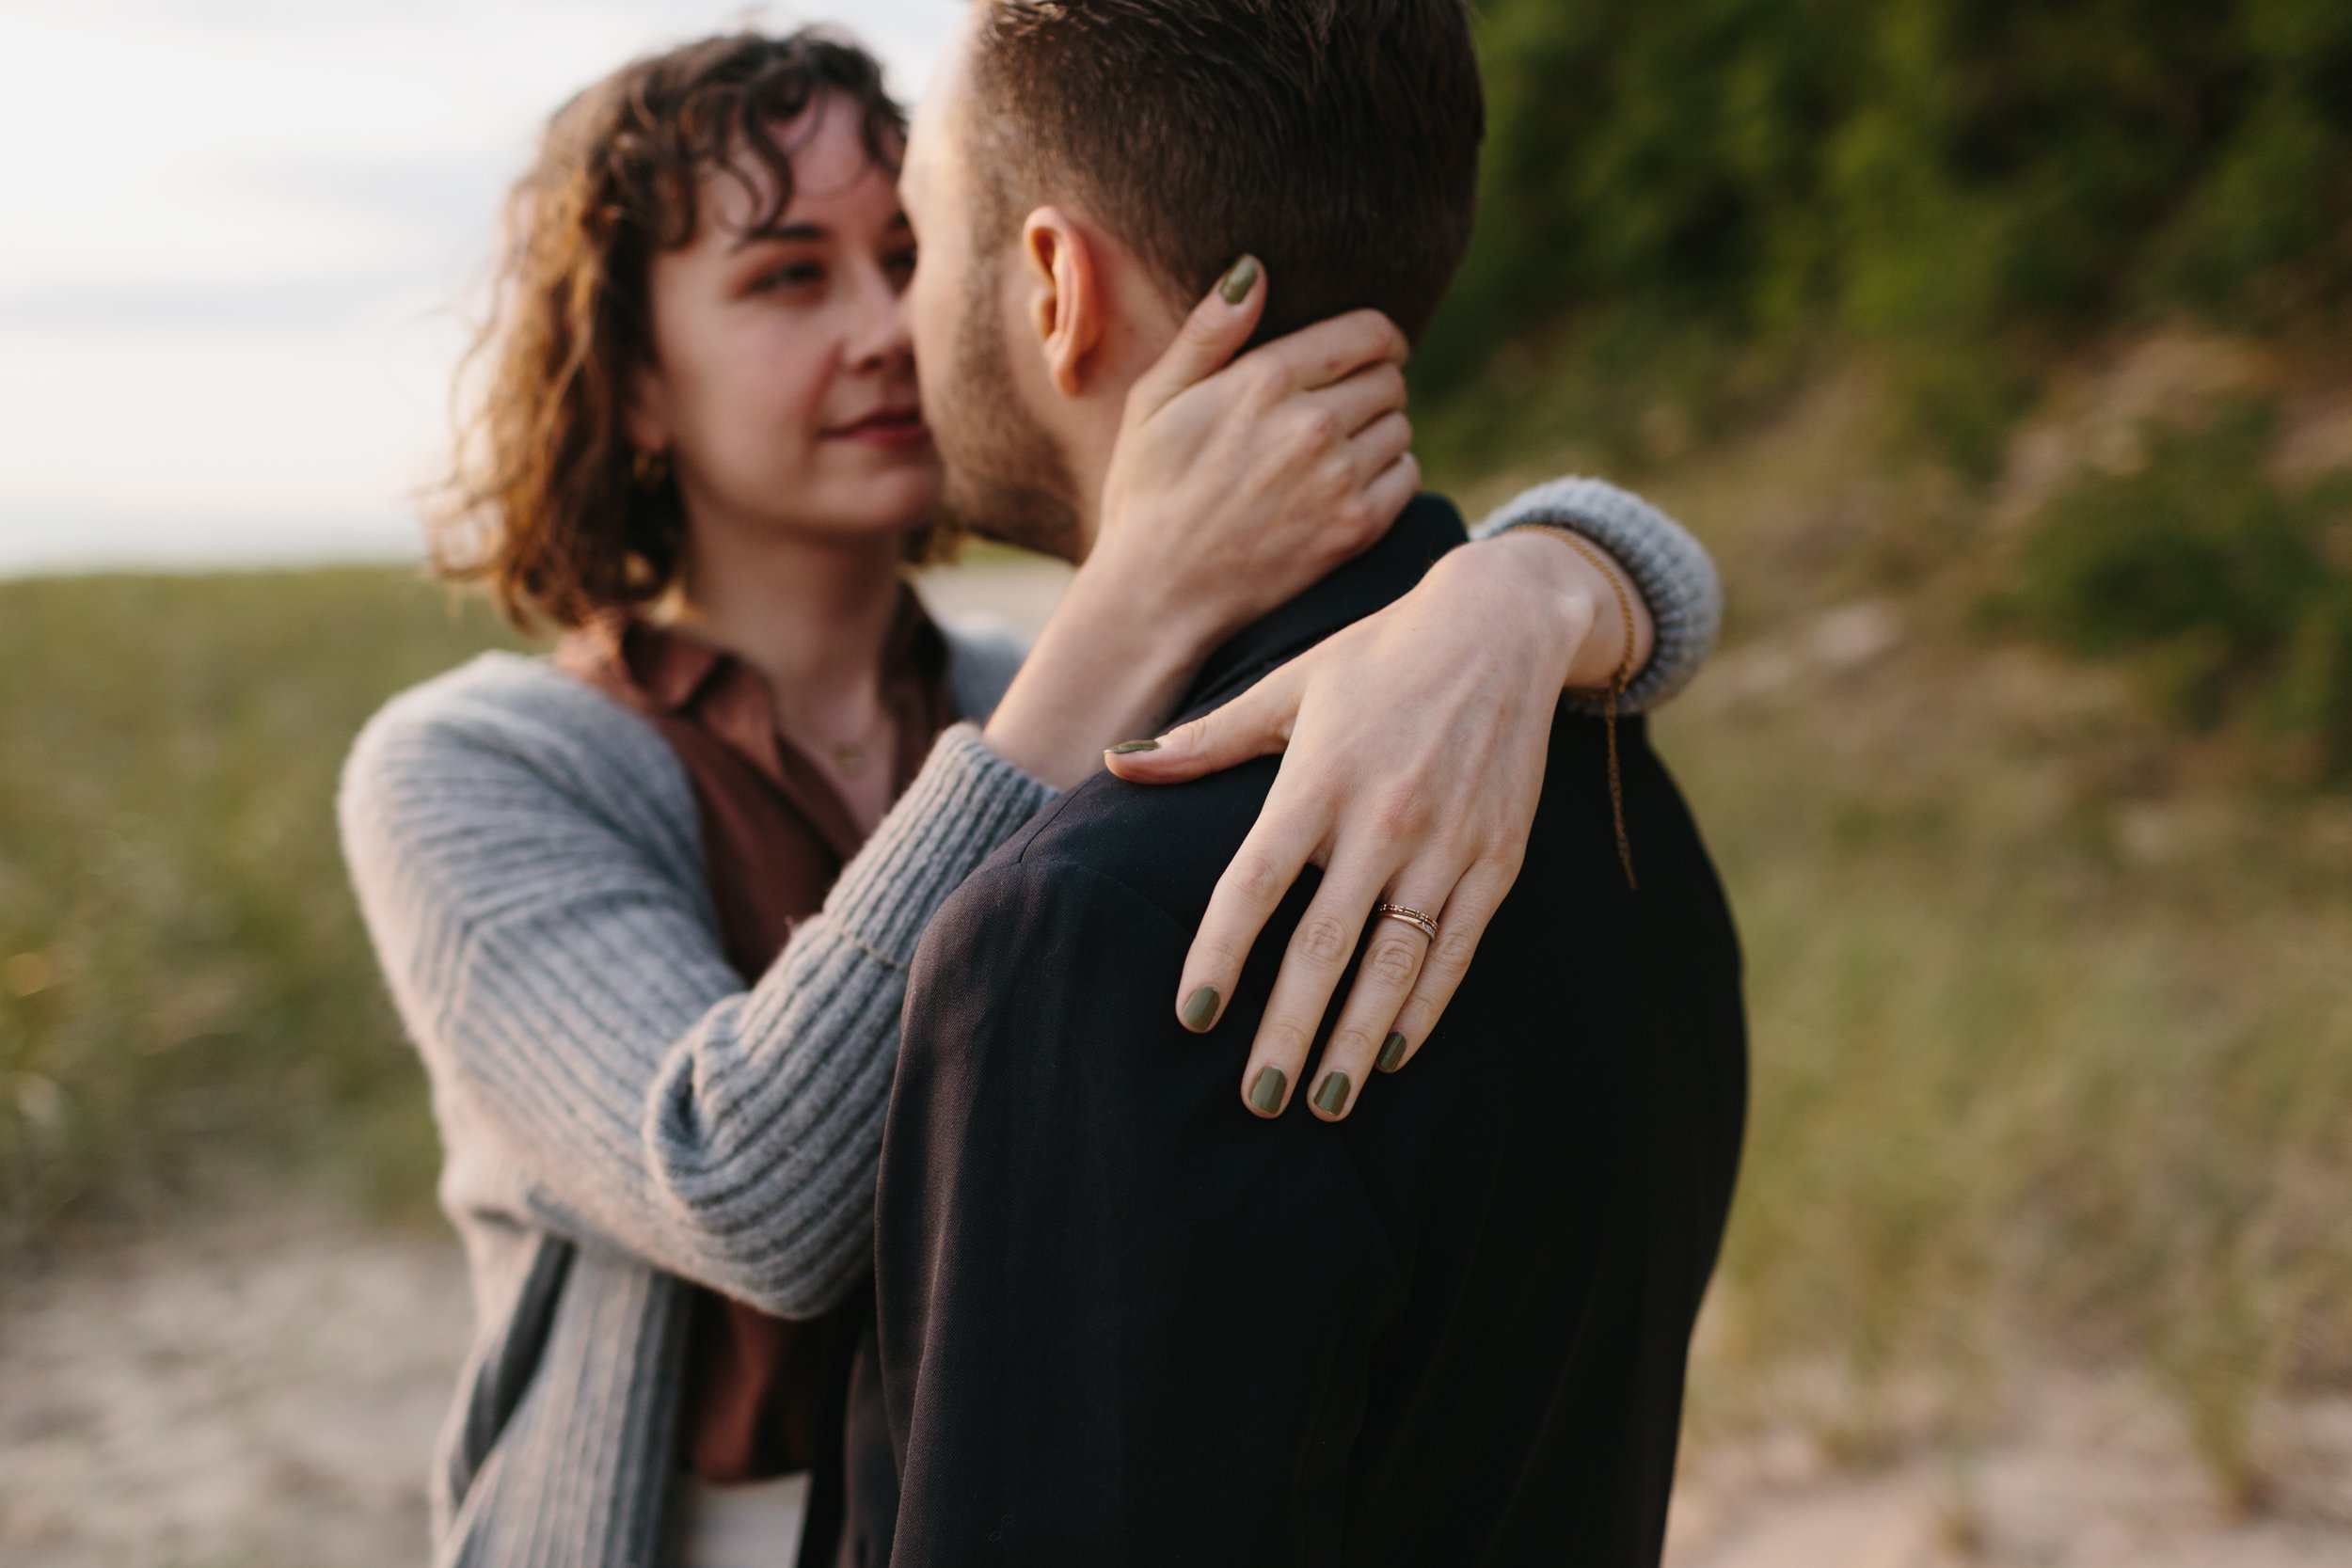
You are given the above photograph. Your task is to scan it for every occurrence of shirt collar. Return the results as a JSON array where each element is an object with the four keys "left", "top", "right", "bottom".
[
  {"left": 561, "top": 580, "right": 945, "bottom": 719},
  {"left": 1180, "top": 493, "right": 1470, "bottom": 720}
]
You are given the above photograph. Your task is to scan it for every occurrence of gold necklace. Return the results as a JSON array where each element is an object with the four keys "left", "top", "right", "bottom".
[{"left": 824, "top": 708, "right": 891, "bottom": 780}]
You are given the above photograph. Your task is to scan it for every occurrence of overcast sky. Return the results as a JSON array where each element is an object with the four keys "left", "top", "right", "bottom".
[{"left": 0, "top": 0, "right": 955, "bottom": 574}]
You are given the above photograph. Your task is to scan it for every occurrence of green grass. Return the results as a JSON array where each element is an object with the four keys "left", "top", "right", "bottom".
[
  {"left": 0, "top": 568, "right": 520, "bottom": 1244},
  {"left": 1656, "top": 659, "right": 2352, "bottom": 1494}
]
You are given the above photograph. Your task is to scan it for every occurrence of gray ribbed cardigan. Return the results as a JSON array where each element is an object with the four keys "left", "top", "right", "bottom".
[{"left": 337, "top": 480, "right": 1721, "bottom": 1568}]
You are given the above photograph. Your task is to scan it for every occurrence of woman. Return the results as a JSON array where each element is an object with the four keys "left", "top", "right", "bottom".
[{"left": 339, "top": 29, "right": 1720, "bottom": 1568}]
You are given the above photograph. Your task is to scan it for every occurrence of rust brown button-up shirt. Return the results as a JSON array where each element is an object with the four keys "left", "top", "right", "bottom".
[{"left": 556, "top": 584, "right": 954, "bottom": 1491}]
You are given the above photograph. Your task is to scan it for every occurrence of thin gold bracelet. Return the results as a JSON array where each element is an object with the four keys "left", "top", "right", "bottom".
[{"left": 1522, "top": 525, "right": 1639, "bottom": 891}]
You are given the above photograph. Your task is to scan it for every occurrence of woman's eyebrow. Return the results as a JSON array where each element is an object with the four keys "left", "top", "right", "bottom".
[
  {"left": 732, "top": 221, "right": 829, "bottom": 250},
  {"left": 731, "top": 212, "right": 910, "bottom": 251}
]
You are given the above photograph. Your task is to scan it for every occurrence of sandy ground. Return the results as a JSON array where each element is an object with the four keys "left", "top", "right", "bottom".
[
  {"left": 1666, "top": 1386, "right": 2352, "bottom": 1568},
  {"left": 4, "top": 1208, "right": 2347, "bottom": 1567},
  {"left": 1, "top": 1208, "right": 465, "bottom": 1567}
]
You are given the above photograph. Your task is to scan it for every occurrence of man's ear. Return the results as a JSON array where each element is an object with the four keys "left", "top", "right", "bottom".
[{"left": 1020, "top": 206, "right": 1103, "bottom": 399}]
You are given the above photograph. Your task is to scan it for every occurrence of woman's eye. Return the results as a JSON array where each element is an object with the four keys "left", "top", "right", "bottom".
[
  {"left": 751, "top": 261, "right": 824, "bottom": 293},
  {"left": 884, "top": 246, "right": 919, "bottom": 285}
]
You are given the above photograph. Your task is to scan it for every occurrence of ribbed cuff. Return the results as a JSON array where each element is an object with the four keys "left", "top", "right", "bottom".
[
  {"left": 1472, "top": 476, "right": 1723, "bottom": 714},
  {"left": 820, "top": 721, "right": 1056, "bottom": 971}
]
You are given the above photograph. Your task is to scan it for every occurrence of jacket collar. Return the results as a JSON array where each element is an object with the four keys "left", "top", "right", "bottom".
[{"left": 1180, "top": 493, "right": 1469, "bottom": 719}]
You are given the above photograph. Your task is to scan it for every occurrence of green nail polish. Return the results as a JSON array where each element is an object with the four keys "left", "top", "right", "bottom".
[
  {"left": 1109, "top": 739, "right": 1161, "bottom": 754},
  {"left": 1217, "top": 254, "right": 1261, "bottom": 305},
  {"left": 1248, "top": 1066, "right": 1286, "bottom": 1116},
  {"left": 1312, "top": 1072, "right": 1352, "bottom": 1117},
  {"left": 1181, "top": 986, "right": 1220, "bottom": 1032},
  {"left": 1376, "top": 1032, "right": 1409, "bottom": 1073}
]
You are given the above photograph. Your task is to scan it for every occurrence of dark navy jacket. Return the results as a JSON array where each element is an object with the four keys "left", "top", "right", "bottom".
[{"left": 864, "top": 496, "right": 1746, "bottom": 1567}]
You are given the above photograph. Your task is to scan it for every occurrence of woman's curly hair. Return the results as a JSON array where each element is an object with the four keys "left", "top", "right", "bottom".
[{"left": 431, "top": 30, "right": 910, "bottom": 631}]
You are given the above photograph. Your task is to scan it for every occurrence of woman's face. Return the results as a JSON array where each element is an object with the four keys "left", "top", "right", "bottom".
[{"left": 628, "top": 93, "right": 939, "bottom": 551}]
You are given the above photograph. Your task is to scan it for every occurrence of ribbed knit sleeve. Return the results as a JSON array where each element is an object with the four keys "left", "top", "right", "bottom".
[
  {"left": 1470, "top": 476, "right": 1723, "bottom": 713},
  {"left": 339, "top": 655, "right": 1053, "bottom": 1321}
]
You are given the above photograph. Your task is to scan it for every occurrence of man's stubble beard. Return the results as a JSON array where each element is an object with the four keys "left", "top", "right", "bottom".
[{"left": 930, "top": 246, "right": 1088, "bottom": 563}]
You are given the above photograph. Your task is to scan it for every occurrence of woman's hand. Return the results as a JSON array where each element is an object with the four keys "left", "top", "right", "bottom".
[
  {"left": 1086, "top": 255, "right": 1422, "bottom": 641},
  {"left": 979, "top": 258, "right": 1418, "bottom": 789},
  {"left": 1104, "top": 528, "right": 1651, "bottom": 1120}
]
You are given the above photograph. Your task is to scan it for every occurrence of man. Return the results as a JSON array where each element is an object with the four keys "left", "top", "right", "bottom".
[{"left": 866, "top": 2, "right": 1747, "bottom": 1561}]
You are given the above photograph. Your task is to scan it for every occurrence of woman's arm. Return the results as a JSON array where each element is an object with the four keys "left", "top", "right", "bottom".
[
  {"left": 946, "top": 476, "right": 1721, "bottom": 746},
  {"left": 340, "top": 665, "right": 1050, "bottom": 1320},
  {"left": 1470, "top": 475, "right": 1723, "bottom": 715},
  {"left": 1104, "top": 481, "right": 1724, "bottom": 1121}
]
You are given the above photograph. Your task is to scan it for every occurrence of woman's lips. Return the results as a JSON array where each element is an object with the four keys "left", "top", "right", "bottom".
[{"left": 824, "top": 407, "right": 931, "bottom": 450}]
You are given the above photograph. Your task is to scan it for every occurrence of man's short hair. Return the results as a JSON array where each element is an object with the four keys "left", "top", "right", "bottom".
[{"left": 963, "top": 0, "right": 1485, "bottom": 343}]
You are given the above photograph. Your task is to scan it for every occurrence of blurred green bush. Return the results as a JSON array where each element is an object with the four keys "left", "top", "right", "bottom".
[
  {"left": 2010, "top": 404, "right": 2352, "bottom": 775},
  {"left": 1421, "top": 0, "right": 2352, "bottom": 466}
]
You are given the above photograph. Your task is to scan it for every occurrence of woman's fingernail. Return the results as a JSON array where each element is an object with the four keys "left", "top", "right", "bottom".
[
  {"left": 1217, "top": 254, "right": 1261, "bottom": 304},
  {"left": 1312, "top": 1072, "right": 1352, "bottom": 1117},
  {"left": 1376, "top": 1032, "right": 1409, "bottom": 1073},
  {"left": 1248, "top": 1066, "right": 1287, "bottom": 1116},
  {"left": 1108, "top": 739, "right": 1160, "bottom": 754},
  {"left": 1181, "top": 985, "right": 1220, "bottom": 1032}
]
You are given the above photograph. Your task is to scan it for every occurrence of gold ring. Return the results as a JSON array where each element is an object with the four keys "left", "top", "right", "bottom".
[{"left": 1373, "top": 901, "right": 1440, "bottom": 943}]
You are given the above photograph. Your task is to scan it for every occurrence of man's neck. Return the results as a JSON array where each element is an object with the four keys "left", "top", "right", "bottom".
[
  {"left": 1055, "top": 422, "right": 1120, "bottom": 565},
  {"left": 1033, "top": 327, "right": 1171, "bottom": 564}
]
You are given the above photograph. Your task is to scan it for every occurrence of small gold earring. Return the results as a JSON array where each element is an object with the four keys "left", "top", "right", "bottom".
[{"left": 631, "top": 448, "right": 672, "bottom": 490}]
